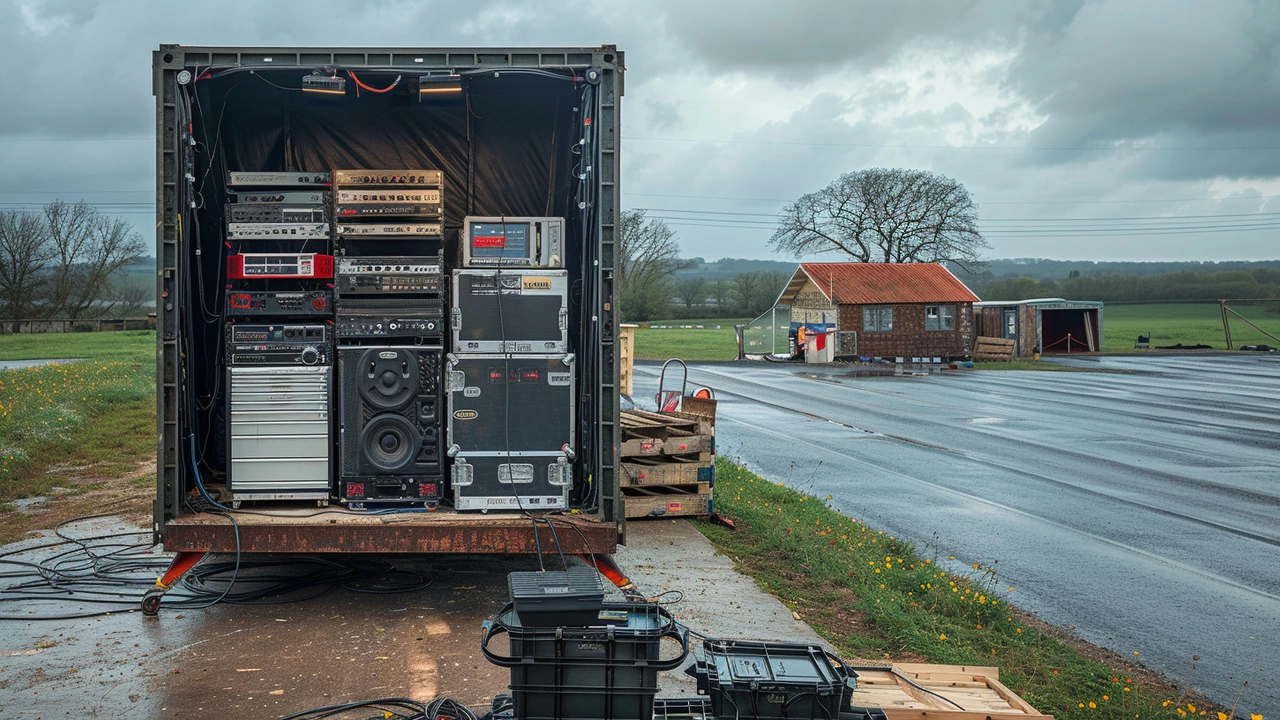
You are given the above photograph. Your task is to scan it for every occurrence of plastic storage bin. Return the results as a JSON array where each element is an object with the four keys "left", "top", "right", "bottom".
[
  {"left": 482, "top": 601, "right": 688, "bottom": 720},
  {"left": 697, "top": 639, "right": 857, "bottom": 720}
]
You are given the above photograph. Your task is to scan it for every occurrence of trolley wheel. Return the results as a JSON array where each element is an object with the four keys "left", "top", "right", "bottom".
[
  {"left": 425, "top": 501, "right": 438, "bottom": 511},
  {"left": 141, "top": 588, "right": 164, "bottom": 616},
  {"left": 230, "top": 500, "right": 242, "bottom": 510},
  {"left": 317, "top": 499, "right": 329, "bottom": 508}
]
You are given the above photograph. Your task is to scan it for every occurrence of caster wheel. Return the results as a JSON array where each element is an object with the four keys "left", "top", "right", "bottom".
[
  {"left": 425, "top": 502, "right": 438, "bottom": 511},
  {"left": 230, "top": 500, "right": 241, "bottom": 510},
  {"left": 141, "top": 588, "right": 164, "bottom": 616},
  {"left": 317, "top": 500, "right": 329, "bottom": 508}
]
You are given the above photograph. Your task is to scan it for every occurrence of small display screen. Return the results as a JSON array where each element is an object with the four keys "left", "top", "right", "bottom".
[{"left": 470, "top": 222, "right": 530, "bottom": 261}]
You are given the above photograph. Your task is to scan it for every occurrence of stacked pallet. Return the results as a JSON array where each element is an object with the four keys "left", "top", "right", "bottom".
[
  {"left": 620, "top": 401, "right": 715, "bottom": 519},
  {"left": 851, "top": 663, "right": 1052, "bottom": 719},
  {"left": 974, "top": 336, "right": 1016, "bottom": 361}
]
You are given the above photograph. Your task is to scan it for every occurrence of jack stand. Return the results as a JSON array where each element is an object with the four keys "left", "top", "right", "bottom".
[
  {"left": 142, "top": 551, "right": 206, "bottom": 616},
  {"left": 579, "top": 553, "right": 646, "bottom": 602}
]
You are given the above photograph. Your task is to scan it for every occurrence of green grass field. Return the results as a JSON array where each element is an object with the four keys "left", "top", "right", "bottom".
[
  {"left": 0, "top": 331, "right": 156, "bottom": 503},
  {"left": 632, "top": 318, "right": 746, "bottom": 361},
  {"left": 634, "top": 303, "right": 1280, "bottom": 362},
  {"left": 1101, "top": 302, "right": 1280, "bottom": 352},
  {"left": 698, "top": 459, "right": 1233, "bottom": 719}
]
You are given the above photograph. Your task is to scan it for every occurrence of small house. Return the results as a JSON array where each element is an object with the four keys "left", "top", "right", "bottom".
[
  {"left": 774, "top": 262, "right": 979, "bottom": 359},
  {"left": 974, "top": 299, "right": 1104, "bottom": 356}
]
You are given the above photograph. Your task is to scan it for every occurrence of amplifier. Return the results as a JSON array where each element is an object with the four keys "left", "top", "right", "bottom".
[
  {"left": 226, "top": 223, "right": 330, "bottom": 240},
  {"left": 333, "top": 169, "right": 443, "bottom": 186},
  {"left": 232, "top": 191, "right": 325, "bottom": 204},
  {"left": 226, "top": 290, "right": 331, "bottom": 316},
  {"left": 335, "top": 297, "right": 444, "bottom": 339},
  {"left": 335, "top": 204, "right": 441, "bottom": 218},
  {"left": 228, "top": 205, "right": 327, "bottom": 224},
  {"left": 226, "top": 324, "right": 331, "bottom": 366},
  {"left": 452, "top": 269, "right": 568, "bottom": 353},
  {"left": 227, "top": 253, "right": 334, "bottom": 279},
  {"left": 227, "top": 171, "right": 330, "bottom": 187},
  {"left": 337, "top": 255, "right": 444, "bottom": 295},
  {"left": 462, "top": 216, "right": 564, "bottom": 268},
  {"left": 336, "top": 189, "right": 441, "bottom": 204},
  {"left": 337, "top": 222, "right": 443, "bottom": 238}
]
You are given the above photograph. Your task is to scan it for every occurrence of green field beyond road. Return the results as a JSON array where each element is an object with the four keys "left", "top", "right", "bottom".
[{"left": 632, "top": 303, "right": 1280, "bottom": 361}]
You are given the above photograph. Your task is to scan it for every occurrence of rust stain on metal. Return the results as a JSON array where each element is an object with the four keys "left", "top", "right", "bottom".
[{"left": 164, "top": 515, "right": 616, "bottom": 555}]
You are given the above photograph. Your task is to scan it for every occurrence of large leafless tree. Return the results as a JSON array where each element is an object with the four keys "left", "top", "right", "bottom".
[
  {"left": 770, "top": 168, "right": 988, "bottom": 270},
  {"left": 673, "top": 275, "right": 708, "bottom": 310},
  {"left": 618, "top": 209, "right": 681, "bottom": 321},
  {"left": 45, "top": 202, "right": 146, "bottom": 319},
  {"left": 0, "top": 210, "right": 55, "bottom": 333}
]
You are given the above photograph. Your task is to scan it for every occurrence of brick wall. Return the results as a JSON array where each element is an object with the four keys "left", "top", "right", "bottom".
[{"left": 838, "top": 302, "right": 973, "bottom": 358}]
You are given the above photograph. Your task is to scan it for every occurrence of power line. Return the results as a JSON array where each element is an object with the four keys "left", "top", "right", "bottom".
[
  {"left": 644, "top": 215, "right": 1280, "bottom": 237},
  {"left": 638, "top": 207, "right": 1280, "bottom": 224},
  {"left": 623, "top": 135, "right": 1280, "bottom": 152}
]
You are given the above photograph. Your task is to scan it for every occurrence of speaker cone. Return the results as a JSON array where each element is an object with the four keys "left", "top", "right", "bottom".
[
  {"left": 360, "top": 414, "right": 421, "bottom": 472},
  {"left": 359, "top": 349, "right": 419, "bottom": 410}
]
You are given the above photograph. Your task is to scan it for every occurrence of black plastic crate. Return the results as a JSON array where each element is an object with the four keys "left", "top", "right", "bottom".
[
  {"left": 483, "top": 601, "right": 689, "bottom": 720},
  {"left": 697, "top": 639, "right": 856, "bottom": 720},
  {"left": 508, "top": 567, "right": 605, "bottom": 627}
]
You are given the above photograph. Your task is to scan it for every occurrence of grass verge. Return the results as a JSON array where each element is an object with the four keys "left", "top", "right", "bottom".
[
  {"left": 0, "top": 332, "right": 156, "bottom": 504},
  {"left": 972, "top": 360, "right": 1086, "bottom": 372},
  {"left": 696, "top": 458, "right": 1240, "bottom": 719}
]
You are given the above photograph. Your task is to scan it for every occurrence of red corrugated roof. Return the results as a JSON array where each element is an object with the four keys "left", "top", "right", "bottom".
[{"left": 799, "top": 262, "right": 979, "bottom": 304}]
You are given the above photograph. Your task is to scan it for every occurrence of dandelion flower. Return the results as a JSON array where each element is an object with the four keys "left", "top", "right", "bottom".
[
  {"left": 1188, "top": 705, "right": 1196, "bottom": 714},
  {"left": 938, "top": 634, "right": 946, "bottom": 641},
  {"left": 1089, "top": 702, "right": 1097, "bottom": 709}
]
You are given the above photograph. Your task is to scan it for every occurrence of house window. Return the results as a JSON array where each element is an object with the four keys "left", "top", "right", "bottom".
[
  {"left": 925, "top": 305, "right": 955, "bottom": 331},
  {"left": 863, "top": 306, "right": 894, "bottom": 332}
]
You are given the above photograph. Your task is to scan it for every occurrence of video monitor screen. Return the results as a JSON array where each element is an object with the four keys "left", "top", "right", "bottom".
[{"left": 469, "top": 222, "right": 530, "bottom": 261}]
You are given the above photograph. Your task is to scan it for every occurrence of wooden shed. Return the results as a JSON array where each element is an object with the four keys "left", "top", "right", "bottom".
[
  {"left": 775, "top": 263, "right": 979, "bottom": 359},
  {"left": 974, "top": 298, "right": 1104, "bottom": 356}
]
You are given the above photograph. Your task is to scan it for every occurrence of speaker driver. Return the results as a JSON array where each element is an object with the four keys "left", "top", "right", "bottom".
[
  {"left": 359, "top": 349, "right": 419, "bottom": 410},
  {"left": 360, "top": 414, "right": 421, "bottom": 472}
]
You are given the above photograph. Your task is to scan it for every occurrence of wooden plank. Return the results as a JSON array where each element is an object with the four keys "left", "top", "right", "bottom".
[
  {"left": 623, "top": 462, "right": 710, "bottom": 486},
  {"left": 623, "top": 489, "right": 711, "bottom": 519},
  {"left": 620, "top": 434, "right": 712, "bottom": 458},
  {"left": 621, "top": 481, "right": 710, "bottom": 497},
  {"left": 975, "top": 337, "right": 1016, "bottom": 348}
]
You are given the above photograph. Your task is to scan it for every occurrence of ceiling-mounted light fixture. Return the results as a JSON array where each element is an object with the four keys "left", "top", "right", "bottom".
[
  {"left": 302, "top": 73, "right": 346, "bottom": 95},
  {"left": 418, "top": 73, "right": 463, "bottom": 100}
]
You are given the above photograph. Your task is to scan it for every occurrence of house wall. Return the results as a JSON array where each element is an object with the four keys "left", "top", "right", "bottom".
[
  {"left": 838, "top": 302, "right": 974, "bottom": 358},
  {"left": 789, "top": 276, "right": 838, "bottom": 325},
  {"left": 974, "top": 305, "right": 1039, "bottom": 357}
]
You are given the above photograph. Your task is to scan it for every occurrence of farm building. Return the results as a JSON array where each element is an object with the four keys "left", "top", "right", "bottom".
[
  {"left": 774, "top": 262, "right": 979, "bottom": 359},
  {"left": 974, "top": 299, "right": 1105, "bottom": 356}
]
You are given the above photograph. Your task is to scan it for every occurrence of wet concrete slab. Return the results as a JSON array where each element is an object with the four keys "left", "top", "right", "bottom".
[{"left": 0, "top": 516, "right": 810, "bottom": 717}]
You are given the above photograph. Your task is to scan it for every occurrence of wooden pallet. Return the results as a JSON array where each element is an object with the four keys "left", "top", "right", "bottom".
[
  {"left": 974, "top": 336, "right": 1015, "bottom": 361},
  {"left": 851, "top": 663, "right": 1052, "bottom": 719},
  {"left": 623, "top": 461, "right": 712, "bottom": 487},
  {"left": 621, "top": 408, "right": 714, "bottom": 461},
  {"left": 622, "top": 482, "right": 711, "bottom": 519}
]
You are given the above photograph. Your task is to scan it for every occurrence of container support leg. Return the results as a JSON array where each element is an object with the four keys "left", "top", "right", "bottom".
[{"left": 142, "top": 551, "right": 206, "bottom": 616}]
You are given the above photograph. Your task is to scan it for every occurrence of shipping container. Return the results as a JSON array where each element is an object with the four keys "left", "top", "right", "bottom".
[{"left": 151, "top": 45, "right": 624, "bottom": 569}]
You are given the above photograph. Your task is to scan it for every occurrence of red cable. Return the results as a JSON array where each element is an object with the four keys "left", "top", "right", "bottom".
[{"left": 346, "top": 70, "right": 401, "bottom": 94}]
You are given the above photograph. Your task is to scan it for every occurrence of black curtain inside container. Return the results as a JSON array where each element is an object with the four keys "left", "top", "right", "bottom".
[{"left": 181, "top": 68, "right": 588, "bottom": 481}]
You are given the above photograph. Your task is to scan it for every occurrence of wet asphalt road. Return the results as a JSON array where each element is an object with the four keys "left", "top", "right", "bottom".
[{"left": 634, "top": 354, "right": 1280, "bottom": 710}]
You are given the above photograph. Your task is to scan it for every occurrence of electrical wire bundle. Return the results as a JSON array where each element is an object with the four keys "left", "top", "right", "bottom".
[
  {"left": 279, "top": 694, "right": 480, "bottom": 720},
  {"left": 0, "top": 514, "right": 429, "bottom": 620}
]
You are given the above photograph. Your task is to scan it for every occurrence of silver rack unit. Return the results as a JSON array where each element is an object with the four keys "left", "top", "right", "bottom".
[{"left": 227, "top": 365, "right": 332, "bottom": 502}]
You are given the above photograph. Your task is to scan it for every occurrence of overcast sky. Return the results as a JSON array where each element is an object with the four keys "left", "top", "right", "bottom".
[{"left": 3, "top": 0, "right": 1279, "bottom": 262}]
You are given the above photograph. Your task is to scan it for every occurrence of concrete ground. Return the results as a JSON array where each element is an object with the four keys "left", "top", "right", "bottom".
[
  {"left": 0, "top": 517, "right": 816, "bottom": 718},
  {"left": 633, "top": 353, "right": 1280, "bottom": 711}
]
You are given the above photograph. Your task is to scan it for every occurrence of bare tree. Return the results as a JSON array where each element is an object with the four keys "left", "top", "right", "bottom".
[
  {"left": 618, "top": 209, "right": 681, "bottom": 321},
  {"left": 770, "top": 168, "right": 988, "bottom": 270},
  {"left": 114, "top": 282, "right": 152, "bottom": 316},
  {"left": 45, "top": 202, "right": 146, "bottom": 319},
  {"left": 673, "top": 275, "right": 708, "bottom": 310},
  {"left": 709, "top": 279, "right": 730, "bottom": 313},
  {"left": 0, "top": 210, "right": 54, "bottom": 333}
]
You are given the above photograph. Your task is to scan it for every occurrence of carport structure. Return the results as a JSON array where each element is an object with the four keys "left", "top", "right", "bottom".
[{"left": 975, "top": 298, "right": 1104, "bottom": 355}]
